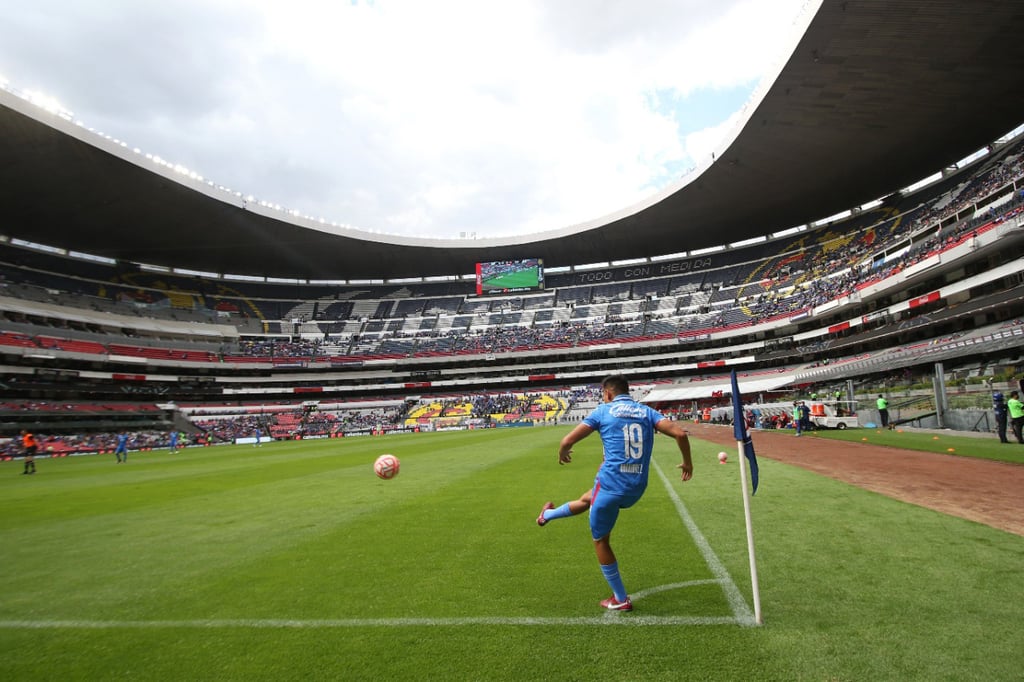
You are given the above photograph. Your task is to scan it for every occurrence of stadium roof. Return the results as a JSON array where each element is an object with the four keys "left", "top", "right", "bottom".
[
  {"left": 643, "top": 374, "right": 796, "bottom": 403},
  {"left": 1, "top": 0, "right": 1023, "bottom": 281}
]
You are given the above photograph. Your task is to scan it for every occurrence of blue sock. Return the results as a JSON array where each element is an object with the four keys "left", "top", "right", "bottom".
[
  {"left": 543, "top": 502, "right": 574, "bottom": 522},
  {"left": 600, "top": 562, "right": 628, "bottom": 602}
]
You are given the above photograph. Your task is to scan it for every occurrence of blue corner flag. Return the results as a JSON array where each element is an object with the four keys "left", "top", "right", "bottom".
[{"left": 730, "top": 369, "right": 759, "bottom": 495}]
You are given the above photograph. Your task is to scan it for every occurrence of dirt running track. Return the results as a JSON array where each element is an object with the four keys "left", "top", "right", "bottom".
[{"left": 685, "top": 422, "right": 1024, "bottom": 537}]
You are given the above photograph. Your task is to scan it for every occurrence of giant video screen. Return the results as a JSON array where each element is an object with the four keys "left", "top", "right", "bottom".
[{"left": 475, "top": 258, "right": 545, "bottom": 295}]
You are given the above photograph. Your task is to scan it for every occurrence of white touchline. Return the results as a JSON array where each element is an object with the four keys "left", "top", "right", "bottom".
[
  {"left": 0, "top": 616, "right": 739, "bottom": 628},
  {"left": 652, "top": 458, "right": 758, "bottom": 627}
]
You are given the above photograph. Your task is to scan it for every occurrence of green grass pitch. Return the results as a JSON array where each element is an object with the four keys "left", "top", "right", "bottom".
[{"left": 1, "top": 427, "right": 1022, "bottom": 680}]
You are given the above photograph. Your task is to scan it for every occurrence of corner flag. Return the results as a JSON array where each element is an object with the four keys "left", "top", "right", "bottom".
[
  {"left": 730, "top": 369, "right": 759, "bottom": 495},
  {"left": 730, "top": 368, "right": 763, "bottom": 624}
]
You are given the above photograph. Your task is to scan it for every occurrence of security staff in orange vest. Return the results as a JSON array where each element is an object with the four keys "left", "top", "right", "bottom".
[{"left": 21, "top": 430, "right": 37, "bottom": 475}]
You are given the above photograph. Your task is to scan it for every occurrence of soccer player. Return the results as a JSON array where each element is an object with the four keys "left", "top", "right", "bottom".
[
  {"left": 114, "top": 432, "right": 130, "bottom": 462},
  {"left": 169, "top": 430, "right": 179, "bottom": 454},
  {"left": 254, "top": 427, "right": 262, "bottom": 447},
  {"left": 536, "top": 375, "right": 693, "bottom": 612}
]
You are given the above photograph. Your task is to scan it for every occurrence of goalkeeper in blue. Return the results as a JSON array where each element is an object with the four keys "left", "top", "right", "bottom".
[{"left": 537, "top": 374, "right": 693, "bottom": 611}]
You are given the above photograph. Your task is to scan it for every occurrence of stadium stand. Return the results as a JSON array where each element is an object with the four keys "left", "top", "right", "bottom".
[{"left": 2, "top": 118, "right": 1024, "bottom": 445}]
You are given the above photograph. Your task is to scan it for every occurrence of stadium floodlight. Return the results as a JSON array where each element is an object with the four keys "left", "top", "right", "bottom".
[
  {"left": 901, "top": 171, "right": 943, "bottom": 195},
  {"left": 814, "top": 209, "right": 852, "bottom": 227},
  {"left": 690, "top": 245, "right": 725, "bottom": 256},
  {"left": 68, "top": 251, "right": 116, "bottom": 265},
  {"left": 138, "top": 263, "right": 170, "bottom": 273},
  {"left": 24, "top": 89, "right": 72, "bottom": 118},
  {"left": 770, "top": 226, "right": 804, "bottom": 239},
  {"left": 729, "top": 236, "right": 767, "bottom": 249},
  {"left": 997, "top": 123, "right": 1024, "bottom": 143},
  {"left": 174, "top": 267, "right": 219, "bottom": 278},
  {"left": 650, "top": 252, "right": 688, "bottom": 261},
  {"left": 955, "top": 147, "right": 989, "bottom": 169},
  {"left": 10, "top": 238, "right": 65, "bottom": 255}
]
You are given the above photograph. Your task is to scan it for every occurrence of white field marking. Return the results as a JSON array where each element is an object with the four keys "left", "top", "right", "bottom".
[
  {"left": 0, "top": 616, "right": 738, "bottom": 629},
  {"left": 652, "top": 459, "right": 758, "bottom": 627},
  {"left": 0, "top": 581, "right": 736, "bottom": 630},
  {"left": 630, "top": 578, "right": 724, "bottom": 601}
]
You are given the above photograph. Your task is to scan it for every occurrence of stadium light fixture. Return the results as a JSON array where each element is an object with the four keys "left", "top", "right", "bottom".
[
  {"left": 997, "top": 122, "right": 1024, "bottom": 143},
  {"left": 68, "top": 251, "right": 116, "bottom": 265},
  {"left": 10, "top": 238, "right": 65, "bottom": 255},
  {"left": 813, "top": 209, "right": 852, "bottom": 227},
  {"left": 173, "top": 267, "right": 219, "bottom": 278},
  {"left": 901, "top": 171, "right": 944, "bottom": 195},
  {"left": 770, "top": 226, "right": 804, "bottom": 239},
  {"left": 729, "top": 236, "right": 767, "bottom": 249},
  {"left": 138, "top": 263, "right": 170, "bottom": 273},
  {"left": 954, "top": 147, "right": 988, "bottom": 168}
]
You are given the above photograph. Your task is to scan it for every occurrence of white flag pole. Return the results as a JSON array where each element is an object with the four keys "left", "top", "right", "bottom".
[{"left": 736, "top": 437, "right": 763, "bottom": 625}]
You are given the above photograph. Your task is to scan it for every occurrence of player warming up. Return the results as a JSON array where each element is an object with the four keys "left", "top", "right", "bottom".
[{"left": 536, "top": 374, "right": 693, "bottom": 612}]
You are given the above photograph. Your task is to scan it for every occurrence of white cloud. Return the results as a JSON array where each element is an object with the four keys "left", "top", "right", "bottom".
[{"left": 0, "top": 0, "right": 813, "bottom": 239}]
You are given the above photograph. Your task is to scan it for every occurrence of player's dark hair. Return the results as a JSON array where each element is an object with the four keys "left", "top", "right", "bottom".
[{"left": 602, "top": 375, "right": 629, "bottom": 396}]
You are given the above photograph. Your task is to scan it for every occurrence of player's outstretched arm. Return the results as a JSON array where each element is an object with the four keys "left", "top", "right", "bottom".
[
  {"left": 657, "top": 420, "right": 693, "bottom": 481},
  {"left": 558, "top": 424, "right": 594, "bottom": 465}
]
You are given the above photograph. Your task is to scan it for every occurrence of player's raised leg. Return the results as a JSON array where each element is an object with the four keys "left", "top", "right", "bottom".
[{"left": 537, "top": 488, "right": 592, "bottom": 526}]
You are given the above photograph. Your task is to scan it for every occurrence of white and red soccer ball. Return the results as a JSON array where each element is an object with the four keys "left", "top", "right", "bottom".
[
  {"left": 718, "top": 451, "right": 728, "bottom": 464},
  {"left": 374, "top": 453, "right": 400, "bottom": 480}
]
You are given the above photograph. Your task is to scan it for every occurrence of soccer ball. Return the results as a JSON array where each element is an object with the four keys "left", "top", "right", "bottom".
[
  {"left": 374, "top": 454, "right": 400, "bottom": 480},
  {"left": 718, "top": 451, "right": 728, "bottom": 464}
]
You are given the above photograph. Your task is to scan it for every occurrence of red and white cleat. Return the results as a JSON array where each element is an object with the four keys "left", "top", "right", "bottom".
[
  {"left": 600, "top": 596, "right": 633, "bottom": 612},
  {"left": 536, "top": 502, "right": 554, "bottom": 527}
]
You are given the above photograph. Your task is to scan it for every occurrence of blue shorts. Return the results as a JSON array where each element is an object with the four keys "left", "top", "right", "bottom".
[{"left": 588, "top": 482, "right": 642, "bottom": 540}]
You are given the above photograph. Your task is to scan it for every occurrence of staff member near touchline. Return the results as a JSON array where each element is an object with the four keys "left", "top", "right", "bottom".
[{"left": 1007, "top": 391, "right": 1024, "bottom": 444}]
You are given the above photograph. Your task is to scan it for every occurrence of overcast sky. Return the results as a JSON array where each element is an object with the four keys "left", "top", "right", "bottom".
[{"left": 0, "top": 0, "right": 815, "bottom": 240}]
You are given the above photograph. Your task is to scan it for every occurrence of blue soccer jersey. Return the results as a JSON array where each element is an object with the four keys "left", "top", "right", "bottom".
[{"left": 583, "top": 394, "right": 666, "bottom": 497}]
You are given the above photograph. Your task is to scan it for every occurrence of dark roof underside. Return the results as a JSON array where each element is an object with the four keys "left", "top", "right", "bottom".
[{"left": 1, "top": 0, "right": 1023, "bottom": 280}]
